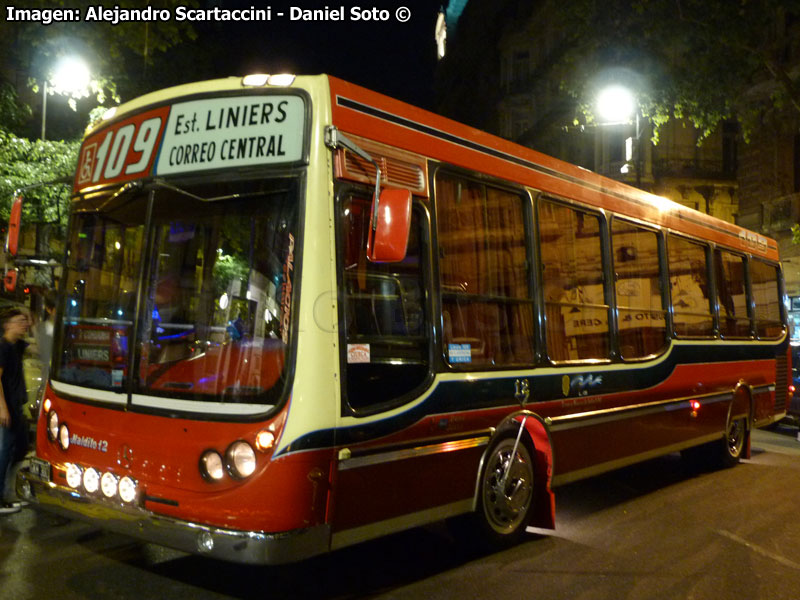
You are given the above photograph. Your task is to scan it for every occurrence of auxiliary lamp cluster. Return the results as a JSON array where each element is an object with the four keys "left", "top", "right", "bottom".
[{"left": 42, "top": 399, "right": 140, "bottom": 503}]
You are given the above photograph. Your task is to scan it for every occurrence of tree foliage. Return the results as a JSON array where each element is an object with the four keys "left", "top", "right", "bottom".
[
  {"left": 1, "top": 0, "right": 198, "bottom": 108},
  {"left": 0, "top": 128, "right": 78, "bottom": 227},
  {"left": 551, "top": 0, "right": 800, "bottom": 142}
]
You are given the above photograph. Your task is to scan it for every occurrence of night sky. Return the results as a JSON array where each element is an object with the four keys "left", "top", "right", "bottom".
[{"left": 192, "top": 0, "right": 443, "bottom": 110}]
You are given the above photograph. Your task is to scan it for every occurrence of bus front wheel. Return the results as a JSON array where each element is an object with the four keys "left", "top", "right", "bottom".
[{"left": 450, "top": 432, "right": 536, "bottom": 551}]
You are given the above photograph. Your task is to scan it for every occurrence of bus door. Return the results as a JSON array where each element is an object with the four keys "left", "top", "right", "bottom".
[{"left": 331, "top": 193, "right": 474, "bottom": 543}]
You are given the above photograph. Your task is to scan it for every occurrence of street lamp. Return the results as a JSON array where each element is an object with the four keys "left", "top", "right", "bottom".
[
  {"left": 596, "top": 84, "right": 644, "bottom": 188},
  {"left": 41, "top": 56, "right": 91, "bottom": 140}
]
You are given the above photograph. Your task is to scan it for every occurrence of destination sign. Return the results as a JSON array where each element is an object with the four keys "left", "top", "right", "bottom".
[{"left": 75, "top": 94, "right": 305, "bottom": 192}]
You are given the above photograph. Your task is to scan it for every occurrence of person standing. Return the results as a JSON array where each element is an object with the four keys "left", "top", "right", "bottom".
[{"left": 0, "top": 307, "right": 30, "bottom": 514}]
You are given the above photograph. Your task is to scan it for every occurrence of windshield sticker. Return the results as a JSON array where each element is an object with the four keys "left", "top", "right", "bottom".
[
  {"left": 448, "top": 343, "right": 472, "bottom": 363},
  {"left": 280, "top": 233, "right": 295, "bottom": 344},
  {"left": 347, "top": 344, "right": 370, "bottom": 364}
]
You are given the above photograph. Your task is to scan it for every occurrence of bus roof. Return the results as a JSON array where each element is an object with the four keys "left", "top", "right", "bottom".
[
  {"left": 82, "top": 73, "right": 777, "bottom": 261},
  {"left": 328, "top": 76, "right": 777, "bottom": 262}
]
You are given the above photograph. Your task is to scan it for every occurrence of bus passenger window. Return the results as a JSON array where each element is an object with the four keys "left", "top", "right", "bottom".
[
  {"left": 667, "top": 235, "right": 713, "bottom": 338},
  {"left": 750, "top": 259, "right": 783, "bottom": 339},
  {"left": 436, "top": 173, "right": 534, "bottom": 367},
  {"left": 715, "top": 250, "right": 750, "bottom": 338},
  {"left": 340, "top": 195, "right": 429, "bottom": 410},
  {"left": 539, "top": 200, "right": 609, "bottom": 362},
  {"left": 611, "top": 220, "right": 667, "bottom": 359}
]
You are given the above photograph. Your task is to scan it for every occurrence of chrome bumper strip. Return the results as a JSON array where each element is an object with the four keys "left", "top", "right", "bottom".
[{"left": 16, "top": 467, "right": 330, "bottom": 565}]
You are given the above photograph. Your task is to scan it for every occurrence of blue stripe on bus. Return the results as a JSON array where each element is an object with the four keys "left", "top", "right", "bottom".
[{"left": 279, "top": 341, "right": 784, "bottom": 455}]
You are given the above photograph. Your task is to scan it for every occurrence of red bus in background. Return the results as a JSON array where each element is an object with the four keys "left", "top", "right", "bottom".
[{"left": 17, "top": 74, "right": 789, "bottom": 564}]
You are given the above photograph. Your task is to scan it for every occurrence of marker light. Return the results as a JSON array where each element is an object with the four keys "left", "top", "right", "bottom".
[
  {"left": 101, "top": 472, "right": 118, "bottom": 498},
  {"left": 43, "top": 398, "right": 52, "bottom": 413},
  {"left": 255, "top": 430, "right": 275, "bottom": 452},
  {"left": 66, "top": 463, "right": 82, "bottom": 489},
  {"left": 118, "top": 476, "right": 138, "bottom": 503},
  {"left": 47, "top": 410, "right": 59, "bottom": 441},
  {"left": 200, "top": 450, "right": 225, "bottom": 481},
  {"left": 242, "top": 73, "right": 269, "bottom": 87},
  {"left": 58, "top": 423, "right": 70, "bottom": 450},
  {"left": 267, "top": 73, "right": 296, "bottom": 86},
  {"left": 226, "top": 441, "right": 257, "bottom": 479},
  {"left": 690, "top": 400, "right": 701, "bottom": 411},
  {"left": 83, "top": 468, "right": 100, "bottom": 493}
]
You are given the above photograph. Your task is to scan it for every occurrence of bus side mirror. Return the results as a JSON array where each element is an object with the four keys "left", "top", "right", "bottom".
[
  {"left": 367, "top": 188, "right": 412, "bottom": 263},
  {"left": 4, "top": 269, "right": 17, "bottom": 293},
  {"left": 6, "top": 193, "right": 22, "bottom": 257}
]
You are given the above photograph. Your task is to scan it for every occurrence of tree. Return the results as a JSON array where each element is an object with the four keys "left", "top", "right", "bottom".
[{"left": 552, "top": 0, "right": 800, "bottom": 142}]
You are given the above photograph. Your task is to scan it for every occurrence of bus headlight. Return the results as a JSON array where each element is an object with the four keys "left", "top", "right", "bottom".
[
  {"left": 47, "top": 410, "right": 59, "bottom": 442},
  {"left": 58, "top": 423, "right": 70, "bottom": 450},
  {"left": 101, "top": 472, "right": 118, "bottom": 498},
  {"left": 200, "top": 450, "right": 225, "bottom": 481},
  {"left": 66, "top": 463, "right": 82, "bottom": 489},
  {"left": 83, "top": 468, "right": 100, "bottom": 493},
  {"left": 118, "top": 476, "right": 138, "bottom": 503},
  {"left": 226, "top": 440, "right": 256, "bottom": 479}
]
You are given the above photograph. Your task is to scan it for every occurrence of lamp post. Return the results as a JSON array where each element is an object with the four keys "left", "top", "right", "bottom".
[
  {"left": 596, "top": 85, "right": 644, "bottom": 188},
  {"left": 41, "top": 56, "right": 91, "bottom": 141}
]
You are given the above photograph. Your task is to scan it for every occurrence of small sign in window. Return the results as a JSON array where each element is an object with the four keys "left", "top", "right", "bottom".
[{"left": 448, "top": 343, "right": 472, "bottom": 363}]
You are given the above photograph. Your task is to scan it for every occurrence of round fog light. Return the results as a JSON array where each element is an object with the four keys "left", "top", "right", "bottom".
[
  {"left": 66, "top": 463, "right": 82, "bottom": 489},
  {"left": 226, "top": 440, "right": 257, "bottom": 479},
  {"left": 101, "top": 472, "right": 118, "bottom": 498},
  {"left": 197, "top": 531, "right": 214, "bottom": 553},
  {"left": 118, "top": 476, "right": 137, "bottom": 503},
  {"left": 83, "top": 468, "right": 100, "bottom": 493}
]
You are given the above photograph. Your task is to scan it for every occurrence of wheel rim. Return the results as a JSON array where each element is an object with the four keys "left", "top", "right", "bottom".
[
  {"left": 726, "top": 418, "right": 745, "bottom": 458},
  {"left": 481, "top": 438, "right": 534, "bottom": 535}
]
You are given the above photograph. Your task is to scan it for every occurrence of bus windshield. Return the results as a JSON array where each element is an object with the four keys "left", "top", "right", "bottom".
[{"left": 54, "top": 177, "right": 299, "bottom": 412}]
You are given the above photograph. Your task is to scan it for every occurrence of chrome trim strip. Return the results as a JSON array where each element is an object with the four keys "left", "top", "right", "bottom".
[
  {"left": 337, "top": 436, "right": 490, "bottom": 471},
  {"left": 548, "top": 392, "right": 733, "bottom": 432},
  {"left": 17, "top": 467, "right": 329, "bottom": 565},
  {"left": 331, "top": 499, "right": 473, "bottom": 550}
]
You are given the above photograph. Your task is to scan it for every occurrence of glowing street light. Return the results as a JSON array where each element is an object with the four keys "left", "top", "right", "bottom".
[
  {"left": 41, "top": 56, "right": 91, "bottom": 140},
  {"left": 596, "top": 85, "right": 636, "bottom": 124},
  {"left": 596, "top": 84, "right": 644, "bottom": 187}
]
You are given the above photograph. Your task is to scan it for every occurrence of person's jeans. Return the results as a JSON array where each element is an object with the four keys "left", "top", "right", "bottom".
[{"left": 0, "top": 410, "right": 26, "bottom": 501}]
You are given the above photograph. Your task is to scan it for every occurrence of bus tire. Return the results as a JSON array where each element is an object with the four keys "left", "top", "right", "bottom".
[
  {"left": 450, "top": 431, "right": 536, "bottom": 551},
  {"left": 719, "top": 417, "right": 747, "bottom": 469},
  {"left": 682, "top": 417, "right": 747, "bottom": 470}
]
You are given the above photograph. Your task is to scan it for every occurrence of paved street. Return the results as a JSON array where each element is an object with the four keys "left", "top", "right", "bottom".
[{"left": 2, "top": 425, "right": 800, "bottom": 600}]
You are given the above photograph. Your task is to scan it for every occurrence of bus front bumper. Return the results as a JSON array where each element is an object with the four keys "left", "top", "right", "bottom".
[{"left": 16, "top": 463, "right": 330, "bottom": 565}]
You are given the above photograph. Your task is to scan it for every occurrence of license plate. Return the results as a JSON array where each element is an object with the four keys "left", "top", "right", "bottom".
[{"left": 29, "top": 457, "right": 51, "bottom": 483}]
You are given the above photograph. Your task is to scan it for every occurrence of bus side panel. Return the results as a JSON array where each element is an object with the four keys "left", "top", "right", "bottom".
[{"left": 331, "top": 445, "right": 483, "bottom": 532}]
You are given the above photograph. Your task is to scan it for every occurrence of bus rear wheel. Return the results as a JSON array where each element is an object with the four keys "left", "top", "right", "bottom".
[{"left": 720, "top": 417, "right": 746, "bottom": 468}]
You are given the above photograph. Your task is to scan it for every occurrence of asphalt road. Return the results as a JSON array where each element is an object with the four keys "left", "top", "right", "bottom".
[{"left": 2, "top": 425, "right": 800, "bottom": 600}]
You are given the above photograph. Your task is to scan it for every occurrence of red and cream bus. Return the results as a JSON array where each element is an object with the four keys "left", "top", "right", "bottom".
[{"left": 17, "top": 74, "right": 790, "bottom": 564}]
